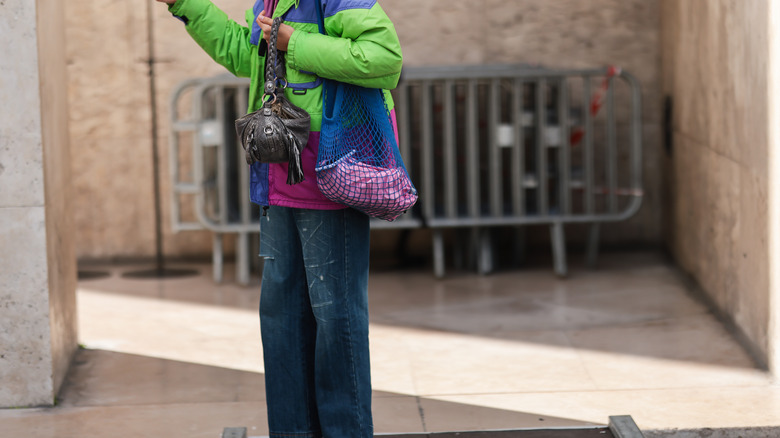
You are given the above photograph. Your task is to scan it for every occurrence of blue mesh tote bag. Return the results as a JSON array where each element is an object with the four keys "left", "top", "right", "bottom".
[{"left": 313, "top": 1, "right": 417, "bottom": 221}]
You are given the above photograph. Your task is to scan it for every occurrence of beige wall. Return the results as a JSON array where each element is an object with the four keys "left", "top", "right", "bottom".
[
  {"left": 66, "top": 0, "right": 663, "bottom": 260},
  {"left": 661, "top": 0, "right": 771, "bottom": 365},
  {"left": 771, "top": 0, "right": 780, "bottom": 376}
]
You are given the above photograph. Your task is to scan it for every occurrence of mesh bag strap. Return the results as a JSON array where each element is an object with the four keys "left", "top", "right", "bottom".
[{"left": 314, "top": 0, "right": 325, "bottom": 35}]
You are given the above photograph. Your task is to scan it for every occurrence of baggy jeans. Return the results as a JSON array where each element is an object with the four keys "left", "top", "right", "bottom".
[{"left": 259, "top": 206, "right": 372, "bottom": 438}]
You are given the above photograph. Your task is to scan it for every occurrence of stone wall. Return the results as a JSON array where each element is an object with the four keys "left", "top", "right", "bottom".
[
  {"left": 0, "top": 0, "right": 77, "bottom": 407},
  {"left": 771, "top": 0, "right": 780, "bottom": 375},
  {"left": 65, "top": 0, "right": 662, "bottom": 260},
  {"left": 660, "top": 0, "right": 771, "bottom": 365}
]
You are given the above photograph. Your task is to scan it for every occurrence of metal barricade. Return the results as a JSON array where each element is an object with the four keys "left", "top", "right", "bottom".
[
  {"left": 169, "top": 64, "right": 642, "bottom": 282},
  {"left": 395, "top": 65, "right": 643, "bottom": 277},
  {"left": 170, "top": 74, "right": 255, "bottom": 285},
  {"left": 169, "top": 74, "right": 422, "bottom": 285}
]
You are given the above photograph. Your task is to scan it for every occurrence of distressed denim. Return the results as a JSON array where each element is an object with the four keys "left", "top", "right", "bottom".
[{"left": 259, "top": 206, "right": 372, "bottom": 438}]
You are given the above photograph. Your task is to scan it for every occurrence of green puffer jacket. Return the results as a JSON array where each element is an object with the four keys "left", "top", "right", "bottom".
[{"left": 168, "top": 0, "right": 403, "bottom": 209}]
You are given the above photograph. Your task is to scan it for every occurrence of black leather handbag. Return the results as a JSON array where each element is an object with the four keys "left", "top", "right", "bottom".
[{"left": 235, "top": 17, "right": 309, "bottom": 185}]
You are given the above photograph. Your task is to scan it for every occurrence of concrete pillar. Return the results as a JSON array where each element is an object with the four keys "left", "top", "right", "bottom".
[
  {"left": 0, "top": 0, "right": 77, "bottom": 407},
  {"left": 769, "top": 1, "right": 780, "bottom": 379}
]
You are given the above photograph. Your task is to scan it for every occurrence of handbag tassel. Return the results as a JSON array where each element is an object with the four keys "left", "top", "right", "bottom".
[{"left": 286, "top": 134, "right": 305, "bottom": 185}]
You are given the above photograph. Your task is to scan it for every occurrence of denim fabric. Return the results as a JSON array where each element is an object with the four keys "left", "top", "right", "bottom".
[{"left": 259, "top": 206, "right": 372, "bottom": 438}]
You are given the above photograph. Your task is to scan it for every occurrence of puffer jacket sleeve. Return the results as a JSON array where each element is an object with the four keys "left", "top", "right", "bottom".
[
  {"left": 168, "top": 0, "right": 254, "bottom": 78},
  {"left": 285, "top": 2, "right": 402, "bottom": 90}
]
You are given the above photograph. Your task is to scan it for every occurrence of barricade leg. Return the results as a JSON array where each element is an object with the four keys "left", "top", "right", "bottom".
[
  {"left": 550, "top": 222, "right": 567, "bottom": 277},
  {"left": 463, "top": 228, "right": 480, "bottom": 271},
  {"left": 213, "top": 233, "right": 224, "bottom": 283},
  {"left": 452, "top": 230, "right": 466, "bottom": 271},
  {"left": 478, "top": 228, "right": 494, "bottom": 275},
  {"left": 433, "top": 229, "right": 445, "bottom": 278},
  {"left": 251, "top": 232, "right": 263, "bottom": 278},
  {"left": 586, "top": 222, "right": 601, "bottom": 269},
  {"left": 236, "top": 231, "right": 250, "bottom": 286},
  {"left": 514, "top": 226, "right": 526, "bottom": 267}
]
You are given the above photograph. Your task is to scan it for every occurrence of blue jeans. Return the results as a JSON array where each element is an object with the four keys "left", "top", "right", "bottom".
[{"left": 259, "top": 206, "right": 372, "bottom": 438}]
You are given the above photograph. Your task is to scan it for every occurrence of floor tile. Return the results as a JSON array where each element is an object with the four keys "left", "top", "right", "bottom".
[
  {"left": 77, "top": 289, "right": 266, "bottom": 374},
  {"left": 370, "top": 269, "right": 708, "bottom": 335},
  {"left": 78, "top": 262, "right": 261, "bottom": 310},
  {"left": 418, "top": 397, "right": 599, "bottom": 432},
  {"left": 59, "top": 349, "right": 266, "bottom": 407},
  {"left": 426, "top": 385, "right": 780, "bottom": 430},
  {"left": 370, "top": 325, "right": 423, "bottom": 396},
  {"left": 0, "top": 402, "right": 269, "bottom": 438},
  {"left": 567, "top": 315, "right": 770, "bottom": 390},
  {"left": 373, "top": 396, "right": 427, "bottom": 433},
  {"left": 403, "top": 329, "right": 597, "bottom": 395}
]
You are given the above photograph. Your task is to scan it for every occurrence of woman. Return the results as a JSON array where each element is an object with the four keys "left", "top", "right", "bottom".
[{"left": 155, "top": 1, "right": 403, "bottom": 437}]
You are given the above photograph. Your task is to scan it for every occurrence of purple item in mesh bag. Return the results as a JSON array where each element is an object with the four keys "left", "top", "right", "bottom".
[
  {"left": 315, "top": 81, "right": 418, "bottom": 221},
  {"left": 317, "top": 151, "right": 417, "bottom": 221}
]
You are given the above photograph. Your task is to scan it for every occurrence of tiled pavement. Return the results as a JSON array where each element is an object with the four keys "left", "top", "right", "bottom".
[{"left": 2, "top": 250, "right": 779, "bottom": 437}]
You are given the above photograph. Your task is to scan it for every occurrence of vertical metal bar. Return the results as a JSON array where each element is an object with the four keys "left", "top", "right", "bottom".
[
  {"left": 465, "top": 228, "right": 477, "bottom": 270},
  {"left": 629, "top": 74, "right": 644, "bottom": 200},
  {"left": 550, "top": 222, "right": 567, "bottom": 277},
  {"left": 213, "top": 233, "right": 223, "bottom": 283},
  {"left": 169, "top": 142, "right": 182, "bottom": 231},
  {"left": 433, "top": 229, "right": 445, "bottom": 278},
  {"left": 536, "top": 79, "right": 548, "bottom": 215},
  {"left": 466, "top": 79, "right": 480, "bottom": 218},
  {"left": 237, "top": 236, "right": 249, "bottom": 285},
  {"left": 397, "top": 83, "right": 412, "bottom": 174},
  {"left": 238, "top": 85, "right": 250, "bottom": 226},
  {"left": 489, "top": 78, "right": 502, "bottom": 217},
  {"left": 214, "top": 86, "right": 230, "bottom": 284},
  {"left": 514, "top": 226, "right": 526, "bottom": 266},
  {"left": 586, "top": 222, "right": 600, "bottom": 268},
  {"left": 392, "top": 83, "right": 413, "bottom": 228},
  {"left": 583, "top": 76, "right": 595, "bottom": 215},
  {"left": 558, "top": 78, "right": 571, "bottom": 215},
  {"left": 478, "top": 228, "right": 493, "bottom": 275},
  {"left": 236, "top": 84, "right": 250, "bottom": 285},
  {"left": 511, "top": 78, "right": 525, "bottom": 215},
  {"left": 169, "top": 91, "right": 182, "bottom": 232},
  {"left": 252, "top": 235, "right": 263, "bottom": 275},
  {"left": 444, "top": 80, "right": 458, "bottom": 218},
  {"left": 466, "top": 83, "right": 479, "bottom": 269},
  {"left": 515, "top": 79, "right": 529, "bottom": 260},
  {"left": 606, "top": 77, "right": 617, "bottom": 214},
  {"left": 216, "top": 86, "right": 229, "bottom": 226},
  {"left": 421, "top": 81, "right": 435, "bottom": 221}
]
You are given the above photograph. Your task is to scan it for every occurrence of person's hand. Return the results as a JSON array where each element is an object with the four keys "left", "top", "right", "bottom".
[
  {"left": 257, "top": 11, "right": 295, "bottom": 51},
  {"left": 155, "top": 0, "right": 177, "bottom": 4}
]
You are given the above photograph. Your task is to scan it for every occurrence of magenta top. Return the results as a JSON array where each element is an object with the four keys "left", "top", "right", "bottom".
[{"left": 264, "top": 0, "right": 280, "bottom": 16}]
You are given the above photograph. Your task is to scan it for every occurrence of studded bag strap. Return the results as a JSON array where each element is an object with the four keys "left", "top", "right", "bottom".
[{"left": 263, "top": 18, "right": 284, "bottom": 101}]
